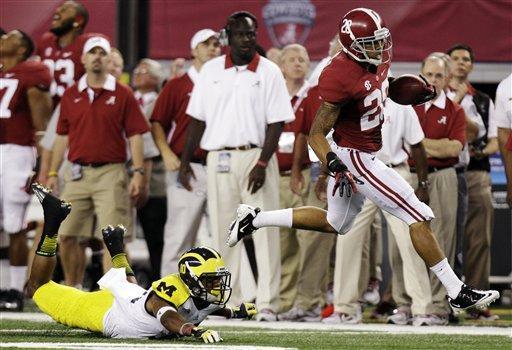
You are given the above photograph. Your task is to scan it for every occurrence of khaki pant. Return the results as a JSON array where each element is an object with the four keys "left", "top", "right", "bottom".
[
  {"left": 278, "top": 169, "right": 309, "bottom": 312},
  {"left": 335, "top": 165, "right": 433, "bottom": 316},
  {"left": 464, "top": 171, "right": 494, "bottom": 289},
  {"left": 160, "top": 162, "right": 207, "bottom": 275},
  {"left": 412, "top": 167, "right": 458, "bottom": 315},
  {"left": 207, "top": 149, "right": 281, "bottom": 311},
  {"left": 60, "top": 164, "right": 130, "bottom": 239}
]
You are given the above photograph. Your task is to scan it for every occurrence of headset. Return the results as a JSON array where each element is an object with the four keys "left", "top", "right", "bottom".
[{"left": 219, "top": 11, "right": 258, "bottom": 47}]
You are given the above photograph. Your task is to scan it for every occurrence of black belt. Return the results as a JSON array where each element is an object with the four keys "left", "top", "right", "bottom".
[
  {"left": 219, "top": 144, "right": 258, "bottom": 151},
  {"left": 190, "top": 158, "right": 206, "bottom": 165},
  {"left": 76, "top": 162, "right": 116, "bottom": 168},
  {"left": 410, "top": 165, "right": 452, "bottom": 174}
]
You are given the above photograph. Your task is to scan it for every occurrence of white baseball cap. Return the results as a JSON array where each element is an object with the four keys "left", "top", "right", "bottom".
[
  {"left": 83, "top": 36, "right": 111, "bottom": 55},
  {"left": 190, "top": 29, "right": 218, "bottom": 50}
]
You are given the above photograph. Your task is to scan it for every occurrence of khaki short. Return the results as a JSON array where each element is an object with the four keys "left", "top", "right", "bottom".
[{"left": 59, "top": 163, "right": 131, "bottom": 239}]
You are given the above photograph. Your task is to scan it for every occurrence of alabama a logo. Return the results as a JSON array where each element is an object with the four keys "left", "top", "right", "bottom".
[{"left": 262, "top": 0, "right": 316, "bottom": 48}]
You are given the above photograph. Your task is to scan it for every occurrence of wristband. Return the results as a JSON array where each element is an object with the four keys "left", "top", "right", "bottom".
[
  {"left": 47, "top": 171, "right": 58, "bottom": 177},
  {"left": 132, "top": 167, "right": 145, "bottom": 175},
  {"left": 256, "top": 160, "right": 268, "bottom": 168},
  {"left": 156, "top": 306, "right": 177, "bottom": 323}
]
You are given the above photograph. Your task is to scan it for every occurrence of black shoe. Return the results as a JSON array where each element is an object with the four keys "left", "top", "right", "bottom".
[
  {"left": 102, "top": 225, "right": 126, "bottom": 257},
  {"left": 32, "top": 183, "right": 71, "bottom": 223},
  {"left": 448, "top": 284, "right": 500, "bottom": 311},
  {"left": 0, "top": 289, "right": 24, "bottom": 312},
  {"left": 226, "top": 204, "right": 260, "bottom": 247}
]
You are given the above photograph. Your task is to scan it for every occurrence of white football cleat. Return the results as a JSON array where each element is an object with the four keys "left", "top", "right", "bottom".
[{"left": 226, "top": 204, "right": 260, "bottom": 247}]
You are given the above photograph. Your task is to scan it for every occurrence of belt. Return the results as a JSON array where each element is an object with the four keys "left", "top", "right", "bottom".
[
  {"left": 190, "top": 158, "right": 206, "bottom": 166},
  {"left": 219, "top": 144, "right": 258, "bottom": 151},
  {"left": 76, "top": 162, "right": 115, "bottom": 168},
  {"left": 410, "top": 165, "right": 452, "bottom": 174}
]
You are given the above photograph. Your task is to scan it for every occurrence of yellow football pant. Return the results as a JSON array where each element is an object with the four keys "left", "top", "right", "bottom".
[{"left": 33, "top": 281, "right": 114, "bottom": 333}]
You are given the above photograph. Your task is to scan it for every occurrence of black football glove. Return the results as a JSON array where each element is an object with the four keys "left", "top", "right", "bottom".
[
  {"left": 231, "top": 302, "right": 257, "bottom": 319},
  {"left": 326, "top": 152, "right": 364, "bottom": 197}
]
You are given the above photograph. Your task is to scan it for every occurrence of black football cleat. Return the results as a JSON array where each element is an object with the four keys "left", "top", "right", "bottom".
[
  {"left": 226, "top": 204, "right": 260, "bottom": 247},
  {"left": 0, "top": 289, "right": 24, "bottom": 312},
  {"left": 31, "top": 183, "right": 71, "bottom": 223},
  {"left": 102, "top": 225, "right": 126, "bottom": 258},
  {"left": 448, "top": 285, "right": 500, "bottom": 311}
]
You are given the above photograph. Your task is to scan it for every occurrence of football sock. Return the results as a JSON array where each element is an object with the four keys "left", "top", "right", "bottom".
[
  {"left": 429, "top": 258, "right": 463, "bottom": 299},
  {"left": 111, "top": 253, "right": 134, "bottom": 277},
  {"left": 253, "top": 208, "right": 293, "bottom": 229},
  {"left": 9, "top": 265, "right": 27, "bottom": 292}
]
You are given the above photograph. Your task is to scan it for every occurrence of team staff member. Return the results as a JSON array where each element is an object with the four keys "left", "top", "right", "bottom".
[
  {"left": 275, "top": 44, "right": 312, "bottom": 314},
  {"left": 46, "top": 36, "right": 149, "bottom": 286},
  {"left": 151, "top": 29, "right": 221, "bottom": 276},
  {"left": 496, "top": 73, "right": 512, "bottom": 206},
  {"left": 179, "top": 12, "right": 295, "bottom": 321},
  {"left": 410, "top": 55, "right": 466, "bottom": 319},
  {"left": 0, "top": 30, "right": 53, "bottom": 310},
  {"left": 447, "top": 44, "right": 499, "bottom": 320}
]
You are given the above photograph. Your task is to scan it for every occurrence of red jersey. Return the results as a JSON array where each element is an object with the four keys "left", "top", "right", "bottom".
[
  {"left": 318, "top": 52, "right": 390, "bottom": 153},
  {"left": 57, "top": 74, "right": 149, "bottom": 163},
  {"left": 300, "top": 85, "right": 322, "bottom": 135},
  {"left": 0, "top": 61, "right": 52, "bottom": 146},
  {"left": 150, "top": 69, "right": 206, "bottom": 160},
  {"left": 412, "top": 93, "right": 466, "bottom": 168},
  {"left": 36, "top": 32, "right": 109, "bottom": 106}
]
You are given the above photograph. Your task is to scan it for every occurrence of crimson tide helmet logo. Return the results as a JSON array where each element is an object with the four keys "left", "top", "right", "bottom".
[{"left": 262, "top": 0, "right": 316, "bottom": 48}]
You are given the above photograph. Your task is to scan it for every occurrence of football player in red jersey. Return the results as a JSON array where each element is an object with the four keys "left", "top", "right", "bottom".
[
  {"left": 227, "top": 8, "right": 500, "bottom": 312},
  {"left": 0, "top": 30, "right": 52, "bottom": 311}
]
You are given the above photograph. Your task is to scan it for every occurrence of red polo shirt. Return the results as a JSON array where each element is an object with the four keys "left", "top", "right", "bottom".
[
  {"left": 150, "top": 67, "right": 205, "bottom": 160},
  {"left": 412, "top": 92, "right": 466, "bottom": 168},
  {"left": 276, "top": 83, "right": 310, "bottom": 172},
  {"left": 57, "top": 74, "right": 149, "bottom": 163}
]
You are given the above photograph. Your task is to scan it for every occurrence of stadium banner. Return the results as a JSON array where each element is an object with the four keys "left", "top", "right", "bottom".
[{"left": 149, "top": 0, "right": 512, "bottom": 61}]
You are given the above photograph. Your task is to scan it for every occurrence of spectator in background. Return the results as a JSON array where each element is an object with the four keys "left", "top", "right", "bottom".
[
  {"left": 179, "top": 12, "right": 295, "bottom": 321},
  {"left": 265, "top": 47, "right": 281, "bottom": 65},
  {"left": 151, "top": 29, "right": 221, "bottom": 276},
  {"left": 169, "top": 58, "right": 186, "bottom": 79},
  {"left": 410, "top": 54, "right": 466, "bottom": 322},
  {"left": 46, "top": 37, "right": 149, "bottom": 287},
  {"left": 496, "top": 74, "right": 512, "bottom": 207},
  {"left": 447, "top": 44, "right": 499, "bottom": 320},
  {"left": 132, "top": 57, "right": 166, "bottom": 281},
  {"left": 0, "top": 30, "right": 53, "bottom": 310},
  {"left": 272, "top": 44, "right": 313, "bottom": 316},
  {"left": 108, "top": 48, "right": 124, "bottom": 80}
]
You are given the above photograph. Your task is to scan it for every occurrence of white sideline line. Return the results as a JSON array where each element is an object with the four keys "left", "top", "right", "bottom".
[
  {"left": 0, "top": 343, "right": 294, "bottom": 350},
  {"left": 2, "top": 312, "right": 511, "bottom": 337}
]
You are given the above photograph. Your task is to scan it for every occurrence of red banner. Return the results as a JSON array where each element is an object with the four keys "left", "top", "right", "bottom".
[{"left": 149, "top": 0, "right": 512, "bottom": 62}]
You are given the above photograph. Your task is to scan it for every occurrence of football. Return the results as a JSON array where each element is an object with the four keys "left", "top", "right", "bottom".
[{"left": 388, "top": 74, "right": 436, "bottom": 106}]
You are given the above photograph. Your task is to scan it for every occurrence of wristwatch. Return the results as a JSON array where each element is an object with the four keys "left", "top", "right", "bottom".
[
  {"left": 418, "top": 180, "right": 430, "bottom": 189},
  {"left": 132, "top": 167, "right": 145, "bottom": 175}
]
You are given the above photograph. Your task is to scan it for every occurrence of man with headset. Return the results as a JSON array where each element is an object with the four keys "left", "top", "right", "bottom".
[{"left": 178, "top": 11, "right": 295, "bottom": 321}]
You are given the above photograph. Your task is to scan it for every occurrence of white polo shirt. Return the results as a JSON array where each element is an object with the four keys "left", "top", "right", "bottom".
[
  {"left": 377, "top": 99, "right": 424, "bottom": 165},
  {"left": 186, "top": 53, "right": 295, "bottom": 151},
  {"left": 495, "top": 73, "right": 512, "bottom": 130}
]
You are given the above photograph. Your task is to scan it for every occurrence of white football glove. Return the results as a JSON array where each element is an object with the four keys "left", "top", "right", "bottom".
[{"left": 193, "top": 327, "right": 222, "bottom": 343}]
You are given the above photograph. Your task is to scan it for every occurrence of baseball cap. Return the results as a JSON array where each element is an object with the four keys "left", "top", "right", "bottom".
[
  {"left": 83, "top": 36, "right": 111, "bottom": 55},
  {"left": 190, "top": 29, "right": 218, "bottom": 49}
]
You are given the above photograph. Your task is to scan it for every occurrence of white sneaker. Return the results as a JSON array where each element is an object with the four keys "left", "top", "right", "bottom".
[
  {"left": 256, "top": 308, "right": 277, "bottom": 322},
  {"left": 362, "top": 279, "right": 380, "bottom": 305},
  {"left": 279, "top": 306, "right": 321, "bottom": 322},
  {"left": 387, "top": 309, "right": 411, "bottom": 325},
  {"left": 322, "top": 312, "right": 362, "bottom": 324},
  {"left": 226, "top": 204, "right": 260, "bottom": 247},
  {"left": 412, "top": 314, "right": 449, "bottom": 326}
]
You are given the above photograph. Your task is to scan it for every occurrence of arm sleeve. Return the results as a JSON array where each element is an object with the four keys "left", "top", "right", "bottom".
[
  {"left": 150, "top": 80, "right": 176, "bottom": 133},
  {"left": 318, "top": 63, "right": 350, "bottom": 104},
  {"left": 487, "top": 99, "right": 498, "bottom": 138},
  {"left": 185, "top": 69, "right": 206, "bottom": 121},
  {"left": 403, "top": 105, "right": 425, "bottom": 146},
  {"left": 449, "top": 107, "right": 467, "bottom": 145},
  {"left": 25, "top": 63, "right": 52, "bottom": 91},
  {"left": 123, "top": 92, "right": 151, "bottom": 137},
  {"left": 265, "top": 68, "right": 295, "bottom": 124}
]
